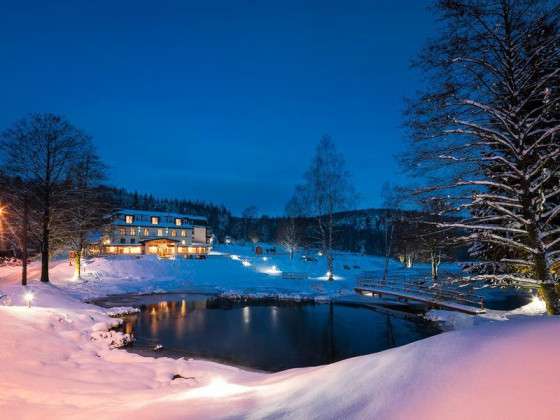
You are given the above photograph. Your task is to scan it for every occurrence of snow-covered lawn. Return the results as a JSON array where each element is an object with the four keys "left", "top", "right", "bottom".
[
  {"left": 35, "top": 244, "right": 460, "bottom": 302},
  {"left": 0, "top": 245, "right": 555, "bottom": 419}
]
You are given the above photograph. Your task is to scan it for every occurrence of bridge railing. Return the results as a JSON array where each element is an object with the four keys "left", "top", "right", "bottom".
[{"left": 356, "top": 274, "right": 484, "bottom": 309}]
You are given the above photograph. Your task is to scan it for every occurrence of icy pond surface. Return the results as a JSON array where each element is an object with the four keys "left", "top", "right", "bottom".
[{"left": 98, "top": 293, "right": 440, "bottom": 372}]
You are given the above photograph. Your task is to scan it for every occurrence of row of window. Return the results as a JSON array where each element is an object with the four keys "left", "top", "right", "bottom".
[
  {"left": 122, "top": 214, "right": 206, "bottom": 226},
  {"left": 118, "top": 227, "right": 190, "bottom": 237},
  {"left": 119, "top": 237, "right": 193, "bottom": 245},
  {"left": 125, "top": 214, "right": 182, "bottom": 226}
]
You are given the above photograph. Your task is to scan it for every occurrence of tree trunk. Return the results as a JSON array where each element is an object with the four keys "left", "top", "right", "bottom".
[
  {"left": 534, "top": 253, "right": 559, "bottom": 315},
  {"left": 40, "top": 219, "right": 50, "bottom": 283},
  {"left": 40, "top": 188, "right": 50, "bottom": 283},
  {"left": 327, "top": 212, "right": 334, "bottom": 281},
  {"left": 539, "top": 284, "right": 559, "bottom": 315},
  {"left": 382, "top": 223, "right": 392, "bottom": 282},
  {"left": 406, "top": 254, "right": 413, "bottom": 269},
  {"left": 74, "top": 250, "right": 82, "bottom": 279},
  {"left": 41, "top": 145, "right": 51, "bottom": 283},
  {"left": 327, "top": 253, "right": 334, "bottom": 281},
  {"left": 21, "top": 198, "right": 28, "bottom": 286},
  {"left": 431, "top": 250, "right": 440, "bottom": 281}
]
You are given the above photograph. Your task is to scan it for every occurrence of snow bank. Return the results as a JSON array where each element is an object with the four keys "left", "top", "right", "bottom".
[
  {"left": 0, "top": 279, "right": 559, "bottom": 419},
  {"left": 427, "top": 295, "right": 547, "bottom": 330}
]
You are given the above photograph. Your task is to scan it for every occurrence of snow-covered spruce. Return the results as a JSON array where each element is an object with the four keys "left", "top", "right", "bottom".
[{"left": 405, "top": 0, "right": 560, "bottom": 313}]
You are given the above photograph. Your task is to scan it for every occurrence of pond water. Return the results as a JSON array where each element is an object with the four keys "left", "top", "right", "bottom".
[{"left": 100, "top": 294, "right": 440, "bottom": 372}]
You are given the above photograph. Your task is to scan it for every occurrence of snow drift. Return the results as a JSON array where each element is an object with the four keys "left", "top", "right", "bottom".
[{"left": 0, "top": 280, "right": 559, "bottom": 419}]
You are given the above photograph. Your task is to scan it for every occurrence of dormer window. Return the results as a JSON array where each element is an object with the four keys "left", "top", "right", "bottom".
[
  {"left": 151, "top": 216, "right": 159, "bottom": 225},
  {"left": 175, "top": 218, "right": 182, "bottom": 226},
  {"left": 125, "top": 215, "right": 134, "bottom": 224}
]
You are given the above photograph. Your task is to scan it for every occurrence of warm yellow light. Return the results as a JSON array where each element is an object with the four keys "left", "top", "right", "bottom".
[
  {"left": 23, "top": 291, "right": 34, "bottom": 308},
  {"left": 171, "top": 378, "right": 250, "bottom": 400}
]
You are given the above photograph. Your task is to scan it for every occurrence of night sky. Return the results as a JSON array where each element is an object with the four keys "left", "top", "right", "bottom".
[{"left": 0, "top": 0, "right": 435, "bottom": 215}]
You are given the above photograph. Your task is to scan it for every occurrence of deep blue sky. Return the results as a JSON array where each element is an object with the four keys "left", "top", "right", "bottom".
[{"left": 0, "top": 0, "right": 434, "bottom": 215}]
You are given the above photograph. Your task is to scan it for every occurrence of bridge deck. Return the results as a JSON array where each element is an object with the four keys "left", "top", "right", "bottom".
[{"left": 355, "top": 285, "right": 486, "bottom": 315}]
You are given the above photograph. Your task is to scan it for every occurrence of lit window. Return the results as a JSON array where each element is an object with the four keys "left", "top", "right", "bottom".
[
  {"left": 181, "top": 230, "right": 186, "bottom": 237},
  {"left": 157, "top": 229, "right": 163, "bottom": 236},
  {"left": 175, "top": 218, "right": 182, "bottom": 226},
  {"left": 143, "top": 228, "right": 149, "bottom": 236},
  {"left": 129, "top": 227, "right": 136, "bottom": 235},
  {"left": 171, "top": 230, "right": 176, "bottom": 237},
  {"left": 151, "top": 216, "right": 159, "bottom": 225},
  {"left": 125, "top": 215, "right": 134, "bottom": 224},
  {"left": 119, "top": 228, "right": 126, "bottom": 235}
]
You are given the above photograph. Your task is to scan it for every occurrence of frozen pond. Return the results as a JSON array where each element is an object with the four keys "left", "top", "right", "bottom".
[{"left": 97, "top": 293, "right": 440, "bottom": 372}]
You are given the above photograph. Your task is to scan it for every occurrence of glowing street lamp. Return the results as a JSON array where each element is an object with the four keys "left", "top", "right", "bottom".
[{"left": 23, "top": 291, "right": 34, "bottom": 308}]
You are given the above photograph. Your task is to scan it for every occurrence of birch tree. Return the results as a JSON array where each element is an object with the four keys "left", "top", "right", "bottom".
[
  {"left": 277, "top": 217, "right": 299, "bottom": 260},
  {"left": 288, "top": 136, "right": 356, "bottom": 280},
  {"left": 405, "top": 0, "right": 560, "bottom": 313}
]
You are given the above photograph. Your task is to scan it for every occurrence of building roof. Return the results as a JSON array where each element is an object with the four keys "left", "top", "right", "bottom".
[{"left": 117, "top": 209, "right": 207, "bottom": 222}]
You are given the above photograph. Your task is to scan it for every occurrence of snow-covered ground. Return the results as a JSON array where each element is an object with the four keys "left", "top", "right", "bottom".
[
  {"left": 0, "top": 245, "right": 555, "bottom": 419},
  {"left": 0, "top": 279, "right": 559, "bottom": 419},
  {"left": 31, "top": 244, "right": 461, "bottom": 302}
]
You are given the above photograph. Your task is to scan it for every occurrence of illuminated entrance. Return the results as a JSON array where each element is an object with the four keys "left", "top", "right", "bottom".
[{"left": 142, "top": 239, "right": 178, "bottom": 258}]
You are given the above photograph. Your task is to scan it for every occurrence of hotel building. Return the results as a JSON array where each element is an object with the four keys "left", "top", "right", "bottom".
[{"left": 100, "top": 209, "right": 210, "bottom": 257}]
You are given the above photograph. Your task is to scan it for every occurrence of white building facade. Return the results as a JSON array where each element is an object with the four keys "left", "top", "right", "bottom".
[{"left": 100, "top": 209, "right": 210, "bottom": 258}]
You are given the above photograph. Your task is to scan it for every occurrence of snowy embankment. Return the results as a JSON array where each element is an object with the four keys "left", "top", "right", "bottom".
[{"left": 0, "top": 280, "right": 559, "bottom": 419}]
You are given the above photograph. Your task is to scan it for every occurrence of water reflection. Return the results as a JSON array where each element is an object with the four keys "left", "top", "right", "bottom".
[{"left": 120, "top": 294, "right": 439, "bottom": 372}]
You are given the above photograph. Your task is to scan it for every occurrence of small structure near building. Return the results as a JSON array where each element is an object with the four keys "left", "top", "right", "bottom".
[{"left": 97, "top": 209, "right": 210, "bottom": 258}]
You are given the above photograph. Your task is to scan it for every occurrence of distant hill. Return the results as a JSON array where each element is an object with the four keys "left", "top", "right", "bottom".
[{"left": 227, "top": 207, "right": 467, "bottom": 261}]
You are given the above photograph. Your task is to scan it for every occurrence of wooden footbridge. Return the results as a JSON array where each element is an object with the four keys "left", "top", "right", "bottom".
[{"left": 355, "top": 272, "right": 486, "bottom": 315}]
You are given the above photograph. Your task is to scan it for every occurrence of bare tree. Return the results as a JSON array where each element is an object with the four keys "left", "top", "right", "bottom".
[
  {"left": 63, "top": 147, "right": 112, "bottom": 279},
  {"left": 405, "top": 0, "right": 560, "bottom": 313},
  {"left": 0, "top": 176, "right": 38, "bottom": 285},
  {"left": 288, "top": 136, "right": 356, "bottom": 280},
  {"left": 241, "top": 205, "right": 258, "bottom": 243},
  {"left": 380, "top": 182, "right": 401, "bottom": 281},
  {"left": 277, "top": 217, "right": 299, "bottom": 260},
  {"left": 1, "top": 113, "right": 94, "bottom": 283}
]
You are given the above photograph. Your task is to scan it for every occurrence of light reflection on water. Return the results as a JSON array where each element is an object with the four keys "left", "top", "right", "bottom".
[{"left": 118, "top": 294, "right": 439, "bottom": 372}]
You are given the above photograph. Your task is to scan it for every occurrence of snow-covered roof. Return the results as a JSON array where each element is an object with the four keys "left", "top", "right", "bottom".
[{"left": 117, "top": 209, "right": 207, "bottom": 222}]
